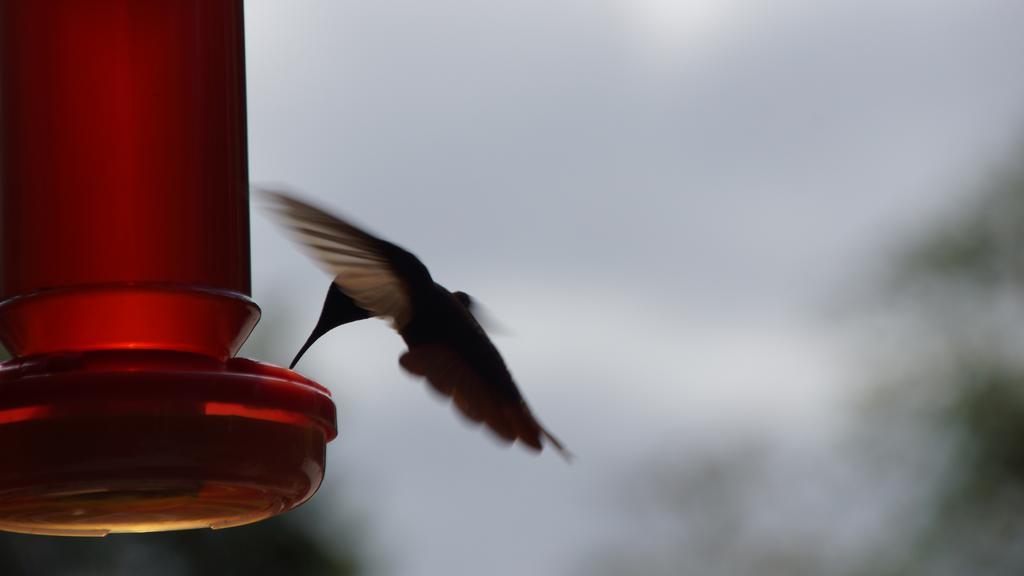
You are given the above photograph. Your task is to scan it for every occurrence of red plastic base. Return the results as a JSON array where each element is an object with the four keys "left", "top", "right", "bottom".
[{"left": 0, "top": 351, "right": 337, "bottom": 536}]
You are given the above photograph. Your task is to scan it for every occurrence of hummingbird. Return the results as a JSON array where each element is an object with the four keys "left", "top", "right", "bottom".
[{"left": 262, "top": 190, "right": 569, "bottom": 458}]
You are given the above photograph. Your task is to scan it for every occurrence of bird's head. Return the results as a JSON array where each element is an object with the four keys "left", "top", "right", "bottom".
[{"left": 451, "top": 291, "right": 474, "bottom": 309}]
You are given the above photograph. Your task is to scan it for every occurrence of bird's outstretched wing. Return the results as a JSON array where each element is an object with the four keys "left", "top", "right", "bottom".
[
  {"left": 261, "top": 188, "right": 429, "bottom": 329},
  {"left": 399, "top": 343, "right": 570, "bottom": 457}
]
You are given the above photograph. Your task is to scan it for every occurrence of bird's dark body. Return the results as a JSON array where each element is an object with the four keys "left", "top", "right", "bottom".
[
  {"left": 307, "top": 278, "right": 523, "bottom": 405},
  {"left": 400, "top": 283, "right": 523, "bottom": 405},
  {"left": 375, "top": 240, "right": 524, "bottom": 404}
]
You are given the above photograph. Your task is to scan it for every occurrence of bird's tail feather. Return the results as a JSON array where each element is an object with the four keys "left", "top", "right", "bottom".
[{"left": 538, "top": 422, "right": 574, "bottom": 462}]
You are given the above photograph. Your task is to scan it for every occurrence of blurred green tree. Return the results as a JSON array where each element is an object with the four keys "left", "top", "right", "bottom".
[
  {"left": 0, "top": 505, "right": 361, "bottom": 576},
  {"left": 866, "top": 153, "right": 1024, "bottom": 576},
  {"left": 584, "top": 150, "right": 1024, "bottom": 576}
]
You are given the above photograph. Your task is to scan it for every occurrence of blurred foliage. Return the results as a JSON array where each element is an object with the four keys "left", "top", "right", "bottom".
[
  {"left": 588, "top": 149, "right": 1024, "bottom": 575},
  {"left": 579, "top": 443, "right": 840, "bottom": 576},
  {"left": 889, "top": 152, "right": 1024, "bottom": 573},
  {"left": 900, "top": 164, "right": 1024, "bottom": 291},
  {"left": 865, "top": 361, "right": 1024, "bottom": 576},
  {"left": 822, "top": 153, "right": 1024, "bottom": 576},
  {"left": 0, "top": 505, "right": 361, "bottom": 576}
]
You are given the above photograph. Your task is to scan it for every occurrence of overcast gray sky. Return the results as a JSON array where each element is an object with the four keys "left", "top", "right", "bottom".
[{"left": 240, "top": 1, "right": 1024, "bottom": 574}]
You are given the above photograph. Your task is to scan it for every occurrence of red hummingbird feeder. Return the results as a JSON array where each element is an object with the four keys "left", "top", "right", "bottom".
[{"left": 0, "top": 0, "right": 337, "bottom": 535}]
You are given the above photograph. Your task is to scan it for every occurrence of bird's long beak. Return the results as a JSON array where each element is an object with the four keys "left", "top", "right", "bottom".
[
  {"left": 290, "top": 324, "right": 330, "bottom": 369},
  {"left": 289, "top": 282, "right": 372, "bottom": 370}
]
